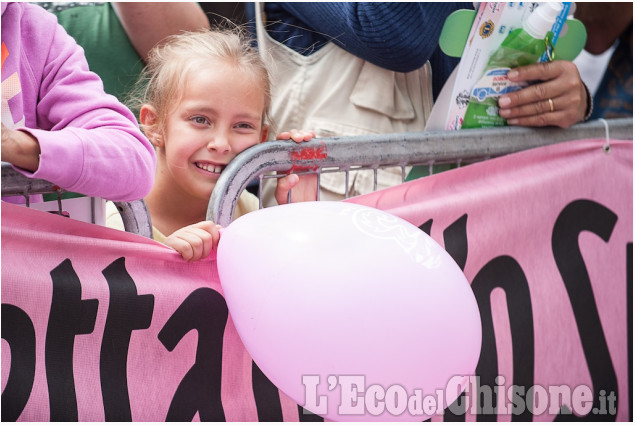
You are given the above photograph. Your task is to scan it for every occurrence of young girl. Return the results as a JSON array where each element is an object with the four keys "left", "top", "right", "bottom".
[{"left": 107, "top": 28, "right": 316, "bottom": 261}]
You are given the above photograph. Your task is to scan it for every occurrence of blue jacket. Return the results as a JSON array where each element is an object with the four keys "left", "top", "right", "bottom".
[{"left": 246, "top": 2, "right": 473, "bottom": 99}]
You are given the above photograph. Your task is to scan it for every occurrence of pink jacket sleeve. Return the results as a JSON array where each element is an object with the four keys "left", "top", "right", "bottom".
[{"left": 13, "top": 3, "right": 156, "bottom": 202}]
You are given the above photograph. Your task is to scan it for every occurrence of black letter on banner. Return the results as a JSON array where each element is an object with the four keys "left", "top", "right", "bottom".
[
  {"left": 443, "top": 214, "right": 469, "bottom": 271},
  {"left": 418, "top": 215, "right": 470, "bottom": 421},
  {"left": 100, "top": 257, "right": 154, "bottom": 421},
  {"left": 419, "top": 219, "right": 433, "bottom": 236},
  {"left": 46, "top": 259, "right": 98, "bottom": 421},
  {"left": 159, "top": 288, "right": 226, "bottom": 421},
  {"left": 551, "top": 200, "right": 618, "bottom": 421},
  {"left": 253, "top": 361, "right": 283, "bottom": 421},
  {"left": 1, "top": 304, "right": 36, "bottom": 421},
  {"left": 297, "top": 405, "right": 324, "bottom": 422},
  {"left": 471, "top": 256, "right": 534, "bottom": 422},
  {"left": 441, "top": 215, "right": 469, "bottom": 421},
  {"left": 418, "top": 215, "right": 468, "bottom": 270}
]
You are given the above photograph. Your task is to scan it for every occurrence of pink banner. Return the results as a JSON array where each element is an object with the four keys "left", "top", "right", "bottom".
[
  {"left": 1, "top": 203, "right": 303, "bottom": 422},
  {"left": 1, "top": 137, "right": 632, "bottom": 421},
  {"left": 347, "top": 138, "right": 632, "bottom": 421}
]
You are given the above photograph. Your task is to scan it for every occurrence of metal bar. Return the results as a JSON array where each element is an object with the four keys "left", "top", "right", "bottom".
[
  {"left": 207, "top": 118, "right": 632, "bottom": 227},
  {"left": 1, "top": 162, "right": 60, "bottom": 195},
  {"left": 91, "top": 196, "right": 96, "bottom": 224},
  {"left": 112, "top": 200, "right": 154, "bottom": 239},
  {"left": 2, "top": 162, "right": 154, "bottom": 237},
  {"left": 373, "top": 168, "right": 378, "bottom": 191}
]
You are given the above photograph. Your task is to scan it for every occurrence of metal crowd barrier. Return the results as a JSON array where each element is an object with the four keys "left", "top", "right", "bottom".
[
  {"left": 2, "top": 119, "right": 631, "bottom": 235},
  {"left": 0, "top": 162, "right": 153, "bottom": 239},
  {"left": 207, "top": 118, "right": 633, "bottom": 227}
]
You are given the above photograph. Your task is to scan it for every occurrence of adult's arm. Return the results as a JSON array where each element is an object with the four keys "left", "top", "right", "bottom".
[
  {"left": 15, "top": 4, "right": 156, "bottom": 201},
  {"left": 112, "top": 2, "right": 210, "bottom": 62},
  {"left": 265, "top": 2, "right": 471, "bottom": 73}
]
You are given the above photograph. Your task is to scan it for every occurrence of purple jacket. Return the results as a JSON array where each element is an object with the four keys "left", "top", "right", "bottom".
[{"left": 1, "top": 2, "right": 155, "bottom": 201}]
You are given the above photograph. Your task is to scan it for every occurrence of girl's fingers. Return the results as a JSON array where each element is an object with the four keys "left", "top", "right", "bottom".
[
  {"left": 164, "top": 234, "right": 196, "bottom": 261},
  {"left": 276, "top": 131, "right": 292, "bottom": 140},
  {"left": 165, "top": 221, "right": 220, "bottom": 261},
  {"left": 276, "top": 129, "right": 316, "bottom": 143},
  {"left": 275, "top": 174, "right": 300, "bottom": 204}
]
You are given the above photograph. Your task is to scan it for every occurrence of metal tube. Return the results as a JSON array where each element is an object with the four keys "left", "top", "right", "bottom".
[{"left": 207, "top": 118, "right": 632, "bottom": 227}]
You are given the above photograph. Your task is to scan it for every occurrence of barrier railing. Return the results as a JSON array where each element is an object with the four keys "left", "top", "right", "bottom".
[
  {"left": 207, "top": 118, "right": 633, "bottom": 227},
  {"left": 2, "top": 119, "right": 631, "bottom": 234},
  {"left": 1, "top": 162, "right": 153, "bottom": 238}
]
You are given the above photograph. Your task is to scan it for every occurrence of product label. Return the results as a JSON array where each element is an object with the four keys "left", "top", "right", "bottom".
[
  {"left": 470, "top": 67, "right": 527, "bottom": 101},
  {"left": 462, "top": 66, "right": 531, "bottom": 128}
]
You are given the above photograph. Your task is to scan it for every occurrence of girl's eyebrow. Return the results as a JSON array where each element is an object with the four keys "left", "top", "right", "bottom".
[
  {"left": 184, "top": 105, "right": 260, "bottom": 122},
  {"left": 183, "top": 105, "right": 217, "bottom": 114},
  {"left": 234, "top": 113, "right": 261, "bottom": 122}
]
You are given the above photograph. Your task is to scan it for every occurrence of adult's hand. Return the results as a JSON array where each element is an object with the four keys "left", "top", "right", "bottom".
[
  {"left": 1, "top": 124, "right": 41, "bottom": 172},
  {"left": 498, "top": 60, "right": 589, "bottom": 128},
  {"left": 274, "top": 129, "right": 318, "bottom": 204}
]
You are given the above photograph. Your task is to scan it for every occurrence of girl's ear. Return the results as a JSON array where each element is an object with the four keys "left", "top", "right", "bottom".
[
  {"left": 260, "top": 125, "right": 269, "bottom": 143},
  {"left": 140, "top": 105, "right": 163, "bottom": 147}
]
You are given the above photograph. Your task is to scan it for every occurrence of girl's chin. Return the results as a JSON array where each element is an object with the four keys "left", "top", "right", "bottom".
[
  {"left": 177, "top": 183, "right": 215, "bottom": 203},
  {"left": 195, "top": 187, "right": 216, "bottom": 202}
]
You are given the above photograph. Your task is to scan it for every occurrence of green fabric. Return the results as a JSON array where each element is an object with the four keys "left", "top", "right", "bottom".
[
  {"left": 42, "top": 191, "right": 85, "bottom": 202},
  {"left": 405, "top": 163, "right": 457, "bottom": 181},
  {"left": 51, "top": 3, "right": 144, "bottom": 104}
]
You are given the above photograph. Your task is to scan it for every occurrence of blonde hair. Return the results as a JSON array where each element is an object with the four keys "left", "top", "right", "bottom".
[{"left": 129, "top": 27, "right": 272, "bottom": 136}]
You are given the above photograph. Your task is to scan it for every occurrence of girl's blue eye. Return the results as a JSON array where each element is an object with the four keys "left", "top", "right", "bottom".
[
  {"left": 236, "top": 123, "right": 255, "bottom": 130},
  {"left": 192, "top": 116, "right": 209, "bottom": 125}
]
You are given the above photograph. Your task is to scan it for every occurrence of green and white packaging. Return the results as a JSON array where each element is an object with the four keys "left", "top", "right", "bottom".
[{"left": 444, "top": 2, "right": 571, "bottom": 130}]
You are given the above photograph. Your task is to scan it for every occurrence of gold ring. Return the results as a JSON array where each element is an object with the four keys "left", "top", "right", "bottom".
[{"left": 548, "top": 98, "right": 554, "bottom": 113}]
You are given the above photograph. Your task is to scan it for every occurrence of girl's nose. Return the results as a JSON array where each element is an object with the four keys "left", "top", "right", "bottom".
[{"left": 207, "top": 133, "right": 231, "bottom": 154}]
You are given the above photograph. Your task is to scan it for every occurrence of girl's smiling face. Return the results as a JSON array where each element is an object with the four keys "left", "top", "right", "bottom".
[{"left": 153, "top": 60, "right": 267, "bottom": 202}]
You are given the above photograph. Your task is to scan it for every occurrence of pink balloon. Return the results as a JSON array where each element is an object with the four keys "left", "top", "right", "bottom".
[{"left": 217, "top": 201, "right": 481, "bottom": 421}]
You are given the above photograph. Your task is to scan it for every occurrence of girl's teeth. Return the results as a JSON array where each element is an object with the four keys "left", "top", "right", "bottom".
[{"left": 197, "top": 163, "right": 223, "bottom": 173}]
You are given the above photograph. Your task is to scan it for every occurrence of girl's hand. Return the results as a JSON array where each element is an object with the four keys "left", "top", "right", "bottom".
[
  {"left": 275, "top": 173, "right": 318, "bottom": 204},
  {"left": 163, "top": 221, "right": 221, "bottom": 262},
  {"left": 276, "top": 129, "right": 316, "bottom": 143},
  {"left": 274, "top": 129, "right": 318, "bottom": 204},
  {"left": 497, "top": 60, "right": 588, "bottom": 128}
]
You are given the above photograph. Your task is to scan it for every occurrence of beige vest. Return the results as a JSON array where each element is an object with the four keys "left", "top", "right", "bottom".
[{"left": 256, "top": 5, "right": 433, "bottom": 203}]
